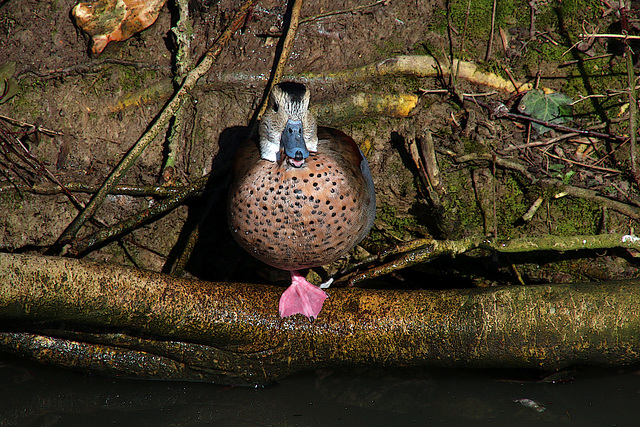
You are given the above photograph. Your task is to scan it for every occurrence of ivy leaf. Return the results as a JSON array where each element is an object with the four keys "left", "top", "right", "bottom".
[{"left": 518, "top": 89, "right": 573, "bottom": 135}]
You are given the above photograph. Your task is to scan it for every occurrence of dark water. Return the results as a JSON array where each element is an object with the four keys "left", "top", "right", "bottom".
[{"left": 1, "top": 359, "right": 639, "bottom": 426}]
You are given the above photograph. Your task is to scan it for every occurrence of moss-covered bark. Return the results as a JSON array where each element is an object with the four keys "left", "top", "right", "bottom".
[{"left": 1, "top": 252, "right": 640, "bottom": 385}]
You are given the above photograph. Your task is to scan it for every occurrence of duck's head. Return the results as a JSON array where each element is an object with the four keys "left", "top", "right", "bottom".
[{"left": 259, "top": 82, "right": 318, "bottom": 167}]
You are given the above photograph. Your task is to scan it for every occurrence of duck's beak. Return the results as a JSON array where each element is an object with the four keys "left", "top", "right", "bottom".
[{"left": 280, "top": 119, "right": 309, "bottom": 167}]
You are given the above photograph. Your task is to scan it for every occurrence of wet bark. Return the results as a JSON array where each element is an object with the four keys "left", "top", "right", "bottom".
[{"left": 1, "top": 252, "right": 639, "bottom": 385}]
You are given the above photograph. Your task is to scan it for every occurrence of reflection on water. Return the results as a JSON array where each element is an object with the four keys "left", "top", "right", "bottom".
[{"left": 1, "top": 358, "right": 639, "bottom": 426}]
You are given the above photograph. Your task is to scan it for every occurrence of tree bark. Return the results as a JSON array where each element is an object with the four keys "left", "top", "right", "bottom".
[{"left": 0, "top": 252, "right": 639, "bottom": 385}]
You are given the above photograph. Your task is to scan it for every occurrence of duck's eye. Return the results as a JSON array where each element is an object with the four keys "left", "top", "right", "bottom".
[{"left": 273, "top": 102, "right": 279, "bottom": 112}]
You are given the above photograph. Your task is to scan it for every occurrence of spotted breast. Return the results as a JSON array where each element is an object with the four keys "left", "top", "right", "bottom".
[{"left": 227, "top": 82, "right": 376, "bottom": 320}]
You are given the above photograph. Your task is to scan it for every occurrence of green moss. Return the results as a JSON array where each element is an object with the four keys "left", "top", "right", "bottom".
[
  {"left": 443, "top": 168, "right": 483, "bottom": 235},
  {"left": 481, "top": 61, "right": 509, "bottom": 80},
  {"left": 372, "top": 38, "right": 406, "bottom": 58},
  {"left": 119, "top": 68, "right": 158, "bottom": 92},
  {"left": 372, "top": 204, "right": 420, "bottom": 241},
  {"left": 10, "top": 78, "right": 48, "bottom": 117},
  {"left": 552, "top": 0, "right": 601, "bottom": 29},
  {"left": 461, "top": 135, "right": 488, "bottom": 156},
  {"left": 562, "top": 58, "right": 628, "bottom": 124},
  {"left": 496, "top": 174, "right": 527, "bottom": 236},
  {"left": 550, "top": 196, "right": 600, "bottom": 236},
  {"left": 340, "top": 116, "right": 379, "bottom": 134},
  {"left": 392, "top": 75, "right": 427, "bottom": 94},
  {"left": 412, "top": 41, "right": 429, "bottom": 56},
  {"left": 425, "top": 0, "right": 601, "bottom": 73},
  {"left": 430, "top": 0, "right": 518, "bottom": 58},
  {"left": 0, "top": 190, "right": 24, "bottom": 209}
]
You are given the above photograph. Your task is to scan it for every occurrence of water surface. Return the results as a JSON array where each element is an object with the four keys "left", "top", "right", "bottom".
[{"left": 1, "top": 359, "right": 638, "bottom": 426}]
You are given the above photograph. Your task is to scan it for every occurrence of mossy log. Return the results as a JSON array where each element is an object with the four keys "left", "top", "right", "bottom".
[{"left": 1, "top": 252, "right": 639, "bottom": 385}]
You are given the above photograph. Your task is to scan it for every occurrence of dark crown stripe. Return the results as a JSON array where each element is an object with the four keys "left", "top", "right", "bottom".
[{"left": 277, "top": 82, "right": 306, "bottom": 103}]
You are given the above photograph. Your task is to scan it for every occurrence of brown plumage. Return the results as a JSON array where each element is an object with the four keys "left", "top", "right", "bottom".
[
  {"left": 229, "top": 126, "right": 374, "bottom": 270},
  {"left": 227, "top": 82, "right": 376, "bottom": 319}
]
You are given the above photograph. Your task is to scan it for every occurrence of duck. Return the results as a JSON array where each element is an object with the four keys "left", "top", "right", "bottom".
[{"left": 227, "top": 82, "right": 376, "bottom": 320}]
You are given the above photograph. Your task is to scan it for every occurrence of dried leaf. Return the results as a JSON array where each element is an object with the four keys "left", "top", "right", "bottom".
[{"left": 72, "top": 0, "right": 168, "bottom": 55}]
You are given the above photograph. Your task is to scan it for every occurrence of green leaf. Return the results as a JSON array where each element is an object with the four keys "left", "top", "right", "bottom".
[
  {"left": 562, "top": 170, "right": 576, "bottom": 184},
  {"left": 518, "top": 89, "right": 573, "bottom": 135}
]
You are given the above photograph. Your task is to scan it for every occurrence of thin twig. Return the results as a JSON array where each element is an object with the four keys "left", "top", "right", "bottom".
[
  {"left": 162, "top": 0, "right": 195, "bottom": 184},
  {"left": 485, "top": 0, "right": 497, "bottom": 61},
  {"left": 459, "top": 0, "right": 472, "bottom": 59},
  {"left": 419, "top": 89, "right": 497, "bottom": 98},
  {"left": 0, "top": 122, "right": 116, "bottom": 232},
  {"left": 348, "top": 237, "right": 480, "bottom": 286},
  {"left": 580, "top": 33, "right": 640, "bottom": 39},
  {"left": 298, "top": 0, "right": 387, "bottom": 25},
  {"left": 537, "top": 32, "right": 559, "bottom": 46},
  {"left": 19, "top": 59, "right": 167, "bottom": 80},
  {"left": 252, "top": 0, "right": 305, "bottom": 123},
  {"left": 539, "top": 148, "right": 621, "bottom": 174},
  {"left": 455, "top": 152, "right": 536, "bottom": 181},
  {"left": 0, "top": 122, "right": 85, "bottom": 211},
  {"left": 503, "top": 68, "right": 523, "bottom": 94},
  {"left": 348, "top": 233, "right": 640, "bottom": 286},
  {"left": 491, "top": 154, "right": 498, "bottom": 237},
  {"left": 453, "top": 152, "right": 640, "bottom": 220},
  {"left": 0, "top": 114, "right": 63, "bottom": 136},
  {"left": 529, "top": 0, "right": 537, "bottom": 39},
  {"left": 68, "top": 174, "right": 210, "bottom": 256},
  {"left": 465, "top": 95, "right": 628, "bottom": 143},
  {"left": 171, "top": 0, "right": 305, "bottom": 276},
  {"left": 559, "top": 53, "right": 615, "bottom": 67},
  {"left": 500, "top": 132, "right": 580, "bottom": 152},
  {"left": 445, "top": 0, "right": 461, "bottom": 100},
  {"left": 0, "top": 181, "right": 184, "bottom": 196},
  {"left": 621, "top": 0, "right": 640, "bottom": 187},
  {"left": 570, "top": 93, "right": 615, "bottom": 105},
  {"left": 592, "top": 137, "right": 628, "bottom": 168},
  {"left": 540, "top": 178, "right": 640, "bottom": 220},
  {"left": 52, "top": 0, "right": 254, "bottom": 250}
]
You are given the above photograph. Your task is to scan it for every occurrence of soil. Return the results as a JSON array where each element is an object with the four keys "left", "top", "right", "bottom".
[{"left": 1, "top": 0, "right": 639, "bottom": 287}]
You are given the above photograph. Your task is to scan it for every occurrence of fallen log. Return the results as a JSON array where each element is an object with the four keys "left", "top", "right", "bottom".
[{"left": 0, "top": 252, "right": 639, "bottom": 385}]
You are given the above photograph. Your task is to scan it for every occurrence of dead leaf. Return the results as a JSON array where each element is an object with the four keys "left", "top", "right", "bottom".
[{"left": 72, "top": 0, "right": 168, "bottom": 55}]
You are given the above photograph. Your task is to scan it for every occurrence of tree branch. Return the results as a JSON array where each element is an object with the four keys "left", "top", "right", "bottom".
[{"left": 2, "top": 252, "right": 640, "bottom": 384}]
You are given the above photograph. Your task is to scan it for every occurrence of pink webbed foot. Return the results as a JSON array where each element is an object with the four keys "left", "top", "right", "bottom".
[{"left": 278, "top": 271, "right": 329, "bottom": 320}]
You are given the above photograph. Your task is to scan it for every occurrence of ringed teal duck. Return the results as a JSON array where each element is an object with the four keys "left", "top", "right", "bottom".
[{"left": 227, "top": 82, "right": 376, "bottom": 320}]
